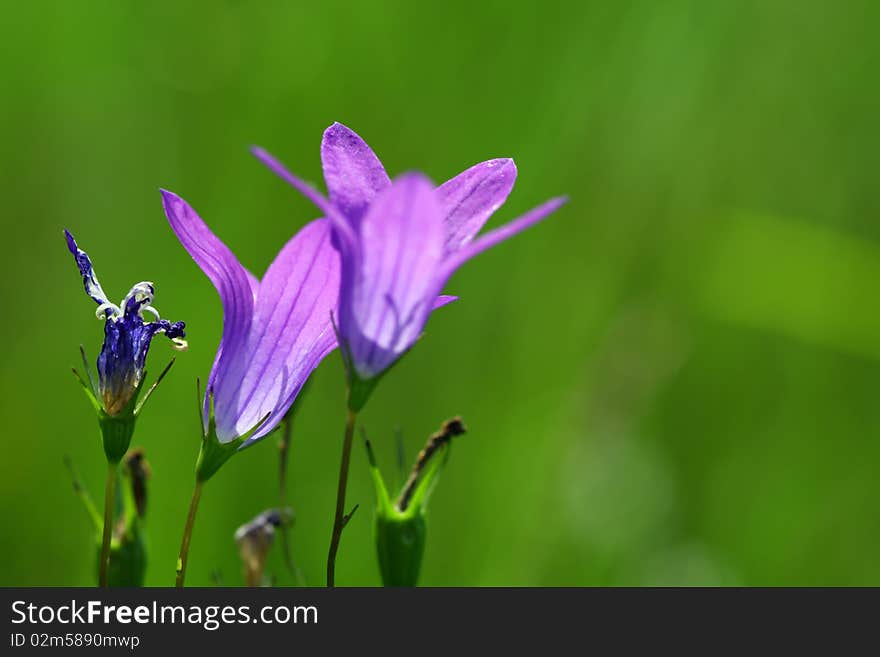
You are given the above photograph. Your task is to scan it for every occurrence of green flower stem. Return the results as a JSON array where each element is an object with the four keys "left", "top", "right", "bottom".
[
  {"left": 175, "top": 480, "right": 203, "bottom": 588},
  {"left": 175, "top": 402, "right": 249, "bottom": 588},
  {"left": 326, "top": 406, "right": 358, "bottom": 587},
  {"left": 98, "top": 461, "right": 118, "bottom": 587}
]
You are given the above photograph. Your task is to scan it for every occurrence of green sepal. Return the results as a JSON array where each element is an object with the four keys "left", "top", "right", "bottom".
[
  {"left": 73, "top": 347, "right": 177, "bottom": 464},
  {"left": 195, "top": 431, "right": 243, "bottom": 483},
  {"left": 405, "top": 444, "right": 450, "bottom": 512},
  {"left": 365, "top": 439, "right": 393, "bottom": 510},
  {"left": 193, "top": 395, "right": 269, "bottom": 482},
  {"left": 73, "top": 360, "right": 144, "bottom": 463},
  {"left": 344, "top": 350, "right": 413, "bottom": 413},
  {"left": 97, "top": 389, "right": 141, "bottom": 464},
  {"left": 133, "top": 358, "right": 176, "bottom": 416},
  {"left": 332, "top": 317, "right": 382, "bottom": 413},
  {"left": 347, "top": 373, "right": 378, "bottom": 413},
  {"left": 195, "top": 411, "right": 243, "bottom": 483}
]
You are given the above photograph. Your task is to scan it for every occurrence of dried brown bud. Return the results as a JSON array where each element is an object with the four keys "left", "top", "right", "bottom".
[
  {"left": 124, "top": 448, "right": 151, "bottom": 518},
  {"left": 234, "top": 509, "right": 290, "bottom": 587},
  {"left": 397, "top": 416, "right": 466, "bottom": 511}
]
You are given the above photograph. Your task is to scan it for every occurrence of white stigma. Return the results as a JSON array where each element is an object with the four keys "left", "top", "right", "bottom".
[
  {"left": 143, "top": 305, "right": 161, "bottom": 321},
  {"left": 170, "top": 337, "right": 189, "bottom": 351},
  {"left": 121, "top": 281, "right": 157, "bottom": 320},
  {"left": 95, "top": 302, "right": 121, "bottom": 320}
]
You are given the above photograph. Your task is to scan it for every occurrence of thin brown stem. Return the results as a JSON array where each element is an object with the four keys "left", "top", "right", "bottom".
[
  {"left": 278, "top": 416, "right": 306, "bottom": 586},
  {"left": 326, "top": 407, "right": 357, "bottom": 587},
  {"left": 279, "top": 414, "right": 293, "bottom": 506},
  {"left": 397, "top": 417, "right": 466, "bottom": 511},
  {"left": 98, "top": 462, "right": 118, "bottom": 587},
  {"left": 175, "top": 480, "right": 204, "bottom": 588}
]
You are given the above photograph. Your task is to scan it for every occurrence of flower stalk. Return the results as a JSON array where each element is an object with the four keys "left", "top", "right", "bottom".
[
  {"left": 174, "top": 393, "right": 261, "bottom": 587},
  {"left": 175, "top": 480, "right": 203, "bottom": 588},
  {"left": 97, "top": 462, "right": 118, "bottom": 587},
  {"left": 326, "top": 405, "right": 358, "bottom": 587}
]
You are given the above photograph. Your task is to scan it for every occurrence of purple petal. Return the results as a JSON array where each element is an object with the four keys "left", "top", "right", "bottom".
[
  {"left": 251, "top": 145, "right": 359, "bottom": 255},
  {"left": 64, "top": 228, "right": 113, "bottom": 310},
  {"left": 244, "top": 268, "right": 260, "bottom": 303},
  {"left": 341, "top": 173, "right": 444, "bottom": 379},
  {"left": 321, "top": 122, "right": 390, "bottom": 226},
  {"left": 437, "top": 158, "right": 517, "bottom": 252},
  {"left": 438, "top": 196, "right": 568, "bottom": 283},
  {"left": 160, "top": 190, "right": 255, "bottom": 431},
  {"left": 433, "top": 295, "right": 458, "bottom": 309},
  {"left": 216, "top": 219, "right": 341, "bottom": 445}
]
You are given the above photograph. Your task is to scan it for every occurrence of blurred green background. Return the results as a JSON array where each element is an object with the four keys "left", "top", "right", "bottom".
[{"left": 1, "top": 0, "right": 879, "bottom": 586}]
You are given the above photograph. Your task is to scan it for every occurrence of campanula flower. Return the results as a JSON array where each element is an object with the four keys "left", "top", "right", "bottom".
[
  {"left": 163, "top": 190, "right": 342, "bottom": 587},
  {"left": 252, "top": 123, "right": 567, "bottom": 409},
  {"left": 66, "top": 230, "right": 187, "bottom": 416},
  {"left": 66, "top": 229, "right": 185, "bottom": 587},
  {"left": 160, "top": 191, "right": 341, "bottom": 477},
  {"left": 66, "top": 230, "right": 186, "bottom": 469}
]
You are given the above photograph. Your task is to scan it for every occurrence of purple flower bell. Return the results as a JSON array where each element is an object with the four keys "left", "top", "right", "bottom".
[{"left": 253, "top": 123, "right": 566, "bottom": 409}]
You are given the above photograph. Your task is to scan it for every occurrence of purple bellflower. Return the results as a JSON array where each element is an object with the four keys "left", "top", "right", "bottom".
[
  {"left": 160, "top": 191, "right": 341, "bottom": 479},
  {"left": 65, "top": 230, "right": 187, "bottom": 419},
  {"left": 163, "top": 190, "right": 341, "bottom": 587},
  {"left": 252, "top": 123, "right": 567, "bottom": 409}
]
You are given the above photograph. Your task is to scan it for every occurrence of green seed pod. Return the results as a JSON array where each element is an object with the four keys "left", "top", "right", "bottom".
[
  {"left": 367, "top": 417, "right": 466, "bottom": 587},
  {"left": 98, "top": 411, "right": 138, "bottom": 464},
  {"left": 375, "top": 505, "right": 427, "bottom": 587}
]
